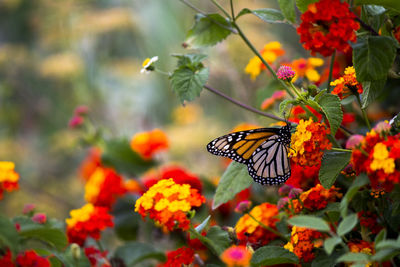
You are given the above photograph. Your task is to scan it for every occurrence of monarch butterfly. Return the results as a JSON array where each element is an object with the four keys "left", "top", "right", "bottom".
[{"left": 206, "top": 123, "right": 292, "bottom": 185}]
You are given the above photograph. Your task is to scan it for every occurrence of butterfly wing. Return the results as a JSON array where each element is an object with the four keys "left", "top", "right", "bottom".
[
  {"left": 247, "top": 135, "right": 291, "bottom": 185},
  {"left": 206, "top": 128, "right": 279, "bottom": 164}
]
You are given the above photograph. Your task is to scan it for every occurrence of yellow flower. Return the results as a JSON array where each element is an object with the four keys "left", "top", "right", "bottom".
[
  {"left": 245, "top": 41, "right": 285, "bottom": 80},
  {"left": 66, "top": 203, "right": 95, "bottom": 228},
  {"left": 0, "top": 161, "right": 19, "bottom": 183},
  {"left": 84, "top": 168, "right": 105, "bottom": 203},
  {"left": 289, "top": 118, "right": 313, "bottom": 157},
  {"left": 291, "top": 57, "right": 324, "bottom": 82},
  {"left": 370, "top": 143, "right": 395, "bottom": 174}
]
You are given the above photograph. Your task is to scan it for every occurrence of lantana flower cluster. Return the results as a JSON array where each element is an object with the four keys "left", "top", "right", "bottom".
[
  {"left": 135, "top": 178, "right": 205, "bottom": 231},
  {"left": 0, "top": 249, "right": 51, "bottom": 267},
  {"left": 331, "top": 66, "right": 363, "bottom": 99},
  {"left": 220, "top": 245, "right": 252, "bottom": 267},
  {"left": 235, "top": 203, "right": 279, "bottom": 247},
  {"left": 351, "top": 129, "right": 400, "bottom": 192},
  {"left": 157, "top": 246, "right": 195, "bottom": 267},
  {"left": 130, "top": 128, "right": 169, "bottom": 160},
  {"left": 0, "top": 161, "right": 19, "bottom": 200},
  {"left": 284, "top": 226, "right": 324, "bottom": 262}
]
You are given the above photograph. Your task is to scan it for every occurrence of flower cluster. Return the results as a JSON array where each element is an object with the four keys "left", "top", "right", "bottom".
[
  {"left": 348, "top": 240, "right": 374, "bottom": 255},
  {"left": 291, "top": 57, "right": 324, "bottom": 82},
  {"left": 221, "top": 245, "right": 252, "bottom": 267},
  {"left": 66, "top": 203, "right": 114, "bottom": 246},
  {"left": 260, "top": 90, "right": 286, "bottom": 110},
  {"left": 351, "top": 129, "right": 400, "bottom": 191},
  {"left": 69, "top": 105, "right": 89, "bottom": 128},
  {"left": 80, "top": 148, "right": 102, "bottom": 181},
  {"left": 331, "top": 66, "right": 363, "bottom": 99},
  {"left": 284, "top": 226, "right": 324, "bottom": 262},
  {"left": 130, "top": 128, "right": 169, "bottom": 160},
  {"left": 16, "top": 250, "right": 51, "bottom": 267},
  {"left": 358, "top": 211, "right": 382, "bottom": 235},
  {"left": 85, "top": 246, "right": 110, "bottom": 267},
  {"left": 0, "top": 249, "right": 13, "bottom": 266},
  {"left": 235, "top": 203, "right": 279, "bottom": 247},
  {"left": 285, "top": 162, "right": 320, "bottom": 190},
  {"left": 85, "top": 167, "right": 126, "bottom": 208},
  {"left": 245, "top": 41, "right": 285, "bottom": 80},
  {"left": 289, "top": 118, "right": 332, "bottom": 166},
  {"left": 157, "top": 246, "right": 194, "bottom": 267},
  {"left": 135, "top": 178, "right": 205, "bottom": 231},
  {"left": 297, "top": 0, "right": 359, "bottom": 56},
  {"left": 276, "top": 65, "right": 295, "bottom": 81},
  {"left": 0, "top": 161, "right": 19, "bottom": 200}
]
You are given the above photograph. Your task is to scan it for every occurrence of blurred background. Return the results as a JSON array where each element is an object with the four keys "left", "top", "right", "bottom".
[{"left": 0, "top": 0, "right": 306, "bottom": 219}]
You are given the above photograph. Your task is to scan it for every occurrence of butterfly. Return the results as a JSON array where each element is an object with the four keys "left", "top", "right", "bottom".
[{"left": 206, "top": 123, "right": 292, "bottom": 185}]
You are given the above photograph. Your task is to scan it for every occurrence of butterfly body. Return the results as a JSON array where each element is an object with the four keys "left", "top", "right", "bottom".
[{"left": 207, "top": 124, "right": 292, "bottom": 185}]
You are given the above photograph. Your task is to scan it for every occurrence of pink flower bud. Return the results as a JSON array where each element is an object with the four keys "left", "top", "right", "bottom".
[
  {"left": 68, "top": 115, "right": 84, "bottom": 128},
  {"left": 74, "top": 105, "right": 89, "bottom": 115},
  {"left": 23, "top": 204, "right": 36, "bottom": 214},
  {"left": 345, "top": 134, "right": 364, "bottom": 149},
  {"left": 277, "top": 197, "right": 289, "bottom": 210},
  {"left": 278, "top": 184, "right": 294, "bottom": 196},
  {"left": 32, "top": 213, "right": 47, "bottom": 224},
  {"left": 234, "top": 200, "right": 252, "bottom": 213},
  {"left": 373, "top": 121, "right": 391, "bottom": 134},
  {"left": 288, "top": 188, "right": 303, "bottom": 199}
]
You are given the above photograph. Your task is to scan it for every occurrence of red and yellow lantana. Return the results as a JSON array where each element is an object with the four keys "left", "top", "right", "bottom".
[
  {"left": 331, "top": 66, "right": 363, "bottom": 99},
  {"left": 220, "top": 245, "right": 252, "bottom": 267},
  {"left": 284, "top": 226, "right": 324, "bottom": 262},
  {"left": 130, "top": 129, "right": 169, "bottom": 160},
  {"left": 0, "top": 161, "right": 19, "bottom": 200}
]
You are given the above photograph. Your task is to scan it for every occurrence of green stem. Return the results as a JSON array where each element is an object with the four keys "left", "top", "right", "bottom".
[
  {"left": 288, "top": 82, "right": 303, "bottom": 99},
  {"left": 96, "top": 240, "right": 104, "bottom": 252},
  {"left": 331, "top": 147, "right": 351, "bottom": 152},
  {"left": 230, "top": 0, "right": 235, "bottom": 20},
  {"left": 246, "top": 212, "right": 288, "bottom": 241},
  {"left": 210, "top": 0, "right": 231, "bottom": 18},
  {"left": 356, "top": 95, "right": 371, "bottom": 130},
  {"left": 188, "top": 227, "right": 221, "bottom": 256},
  {"left": 328, "top": 133, "right": 341, "bottom": 148},
  {"left": 327, "top": 50, "right": 336, "bottom": 92}
]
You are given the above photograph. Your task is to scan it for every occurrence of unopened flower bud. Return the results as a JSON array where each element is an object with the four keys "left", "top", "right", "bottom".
[
  {"left": 32, "top": 213, "right": 47, "bottom": 224},
  {"left": 234, "top": 200, "right": 252, "bottom": 213},
  {"left": 70, "top": 243, "right": 81, "bottom": 260},
  {"left": 288, "top": 188, "right": 303, "bottom": 199},
  {"left": 277, "top": 65, "right": 295, "bottom": 81}
]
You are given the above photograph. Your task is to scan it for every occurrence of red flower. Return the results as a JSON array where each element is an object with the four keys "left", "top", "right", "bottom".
[
  {"left": 297, "top": 0, "right": 359, "bottom": 56},
  {"left": 84, "top": 247, "right": 110, "bottom": 267},
  {"left": 0, "top": 249, "right": 14, "bottom": 267},
  {"left": 80, "top": 148, "right": 102, "bottom": 181},
  {"left": 284, "top": 226, "right": 324, "bottom": 262},
  {"left": 286, "top": 161, "right": 320, "bottom": 190},
  {"left": 16, "top": 250, "right": 50, "bottom": 267},
  {"left": 358, "top": 211, "right": 382, "bottom": 235},
  {"left": 157, "top": 247, "right": 194, "bottom": 267}
]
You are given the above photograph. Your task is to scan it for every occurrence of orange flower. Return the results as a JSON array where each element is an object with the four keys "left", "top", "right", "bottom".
[
  {"left": 330, "top": 66, "right": 363, "bottom": 99},
  {"left": 291, "top": 58, "right": 324, "bottom": 82},
  {"left": 299, "top": 184, "right": 342, "bottom": 211},
  {"left": 79, "top": 148, "right": 102, "bottom": 181},
  {"left": 348, "top": 240, "right": 374, "bottom": 255},
  {"left": 221, "top": 245, "right": 252, "bottom": 267},
  {"left": 284, "top": 226, "right": 324, "bottom": 262},
  {"left": 245, "top": 41, "right": 285, "bottom": 80},
  {"left": 66, "top": 203, "right": 113, "bottom": 246},
  {"left": 134, "top": 178, "right": 205, "bottom": 231},
  {"left": 289, "top": 118, "right": 331, "bottom": 166},
  {"left": 0, "top": 161, "right": 19, "bottom": 200},
  {"left": 235, "top": 203, "right": 279, "bottom": 246},
  {"left": 130, "top": 129, "right": 169, "bottom": 160},
  {"left": 260, "top": 90, "right": 286, "bottom": 110}
]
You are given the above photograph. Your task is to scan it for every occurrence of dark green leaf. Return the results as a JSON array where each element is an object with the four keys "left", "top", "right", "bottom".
[
  {"left": 318, "top": 93, "right": 343, "bottom": 135},
  {"left": 114, "top": 242, "right": 165, "bottom": 266},
  {"left": 374, "top": 229, "right": 386, "bottom": 245},
  {"left": 195, "top": 215, "right": 211, "bottom": 233},
  {"left": 296, "top": 0, "right": 319, "bottom": 12},
  {"left": 337, "top": 252, "right": 370, "bottom": 263},
  {"left": 360, "top": 79, "right": 386, "bottom": 109},
  {"left": 353, "top": 36, "right": 397, "bottom": 81},
  {"left": 186, "top": 14, "right": 232, "bottom": 47},
  {"left": 355, "top": 0, "right": 400, "bottom": 13},
  {"left": 361, "top": 5, "right": 387, "bottom": 32},
  {"left": 278, "top": 0, "right": 296, "bottom": 23},
  {"left": 206, "top": 226, "right": 230, "bottom": 255},
  {"left": 112, "top": 196, "right": 141, "bottom": 241},
  {"left": 212, "top": 162, "right": 252, "bottom": 209},
  {"left": 102, "top": 138, "right": 156, "bottom": 176},
  {"left": 324, "top": 237, "right": 342, "bottom": 255},
  {"left": 337, "top": 214, "right": 358, "bottom": 236},
  {"left": 251, "top": 246, "right": 299, "bottom": 266},
  {"left": 319, "top": 150, "right": 351, "bottom": 189},
  {"left": 0, "top": 215, "right": 19, "bottom": 254},
  {"left": 19, "top": 227, "right": 67, "bottom": 250},
  {"left": 172, "top": 53, "right": 207, "bottom": 67},
  {"left": 170, "top": 67, "right": 209, "bottom": 103},
  {"left": 61, "top": 245, "right": 91, "bottom": 267},
  {"left": 288, "top": 215, "right": 330, "bottom": 232},
  {"left": 237, "top": 8, "right": 285, "bottom": 23},
  {"left": 340, "top": 175, "right": 369, "bottom": 217}
]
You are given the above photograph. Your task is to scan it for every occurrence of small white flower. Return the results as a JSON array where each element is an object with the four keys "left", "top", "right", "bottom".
[{"left": 140, "top": 56, "right": 158, "bottom": 74}]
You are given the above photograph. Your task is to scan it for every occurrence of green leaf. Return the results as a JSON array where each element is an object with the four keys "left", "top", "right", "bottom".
[
  {"left": 371, "top": 248, "right": 400, "bottom": 262},
  {"left": 206, "top": 226, "right": 230, "bottom": 255},
  {"left": 60, "top": 245, "right": 91, "bottom": 267},
  {"left": 337, "top": 214, "right": 358, "bottom": 236},
  {"left": 236, "top": 8, "right": 285, "bottom": 23},
  {"left": 296, "top": 0, "right": 319, "bottom": 12},
  {"left": 319, "top": 150, "right": 351, "bottom": 189},
  {"left": 374, "top": 229, "right": 387, "bottom": 245},
  {"left": 375, "top": 239, "right": 400, "bottom": 250},
  {"left": 353, "top": 36, "right": 397, "bottom": 81},
  {"left": 101, "top": 138, "right": 156, "bottom": 176},
  {"left": 317, "top": 93, "right": 343, "bottom": 135},
  {"left": 186, "top": 14, "right": 232, "bottom": 47},
  {"left": 195, "top": 215, "right": 211, "bottom": 233},
  {"left": 279, "top": 99, "right": 299, "bottom": 115},
  {"left": 114, "top": 242, "right": 166, "bottom": 266},
  {"left": 172, "top": 53, "right": 207, "bottom": 67},
  {"left": 212, "top": 161, "right": 252, "bottom": 209},
  {"left": 0, "top": 215, "right": 19, "bottom": 254},
  {"left": 324, "top": 237, "right": 342, "bottom": 255},
  {"left": 112, "top": 196, "right": 141, "bottom": 241},
  {"left": 251, "top": 246, "right": 299, "bottom": 266},
  {"left": 355, "top": 0, "right": 400, "bottom": 13},
  {"left": 288, "top": 215, "right": 330, "bottom": 232},
  {"left": 360, "top": 79, "right": 386, "bottom": 109},
  {"left": 278, "top": 0, "right": 296, "bottom": 23},
  {"left": 340, "top": 175, "right": 369, "bottom": 217},
  {"left": 337, "top": 252, "right": 370, "bottom": 263},
  {"left": 19, "top": 227, "right": 67, "bottom": 250},
  {"left": 170, "top": 67, "right": 209, "bottom": 103}
]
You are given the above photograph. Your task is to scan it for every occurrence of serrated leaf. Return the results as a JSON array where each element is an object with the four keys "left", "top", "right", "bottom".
[
  {"left": 353, "top": 36, "right": 397, "bottom": 81},
  {"left": 236, "top": 8, "right": 285, "bottom": 23},
  {"left": 195, "top": 215, "right": 211, "bottom": 233},
  {"left": 288, "top": 215, "right": 330, "bottom": 232},
  {"left": 340, "top": 175, "right": 369, "bottom": 217},
  {"left": 0, "top": 216, "right": 19, "bottom": 254},
  {"left": 360, "top": 79, "right": 386, "bottom": 109},
  {"left": 172, "top": 53, "right": 207, "bottom": 67},
  {"left": 318, "top": 93, "right": 343, "bottom": 135},
  {"left": 337, "top": 252, "right": 370, "bottom": 263},
  {"left": 212, "top": 161, "right": 252, "bottom": 209},
  {"left": 19, "top": 227, "right": 68, "bottom": 250},
  {"left": 319, "top": 150, "right": 351, "bottom": 189},
  {"left": 296, "top": 0, "right": 319, "bottom": 12},
  {"left": 337, "top": 214, "right": 358, "bottom": 236},
  {"left": 101, "top": 138, "right": 156, "bottom": 176},
  {"left": 278, "top": 0, "right": 296, "bottom": 23},
  {"left": 206, "top": 226, "right": 230, "bottom": 255},
  {"left": 355, "top": 0, "right": 400, "bottom": 13},
  {"left": 324, "top": 236, "right": 342, "bottom": 255},
  {"left": 251, "top": 246, "right": 299, "bottom": 266},
  {"left": 114, "top": 242, "right": 166, "bottom": 265},
  {"left": 170, "top": 67, "right": 208, "bottom": 103},
  {"left": 186, "top": 14, "right": 232, "bottom": 47}
]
